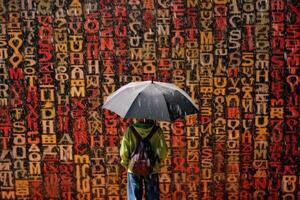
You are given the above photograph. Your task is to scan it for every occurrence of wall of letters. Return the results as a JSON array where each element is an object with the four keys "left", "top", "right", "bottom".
[{"left": 0, "top": 0, "right": 299, "bottom": 199}]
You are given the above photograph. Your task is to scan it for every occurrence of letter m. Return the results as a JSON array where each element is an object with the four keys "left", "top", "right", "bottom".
[
  {"left": 2, "top": 191, "right": 15, "bottom": 199},
  {"left": 200, "top": 32, "right": 213, "bottom": 45},
  {"left": 9, "top": 68, "right": 23, "bottom": 79},
  {"left": 74, "top": 154, "right": 90, "bottom": 164},
  {"left": 187, "top": 0, "right": 198, "bottom": 7}
]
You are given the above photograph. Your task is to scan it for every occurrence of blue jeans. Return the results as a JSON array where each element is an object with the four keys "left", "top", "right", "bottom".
[{"left": 127, "top": 172, "right": 160, "bottom": 200}]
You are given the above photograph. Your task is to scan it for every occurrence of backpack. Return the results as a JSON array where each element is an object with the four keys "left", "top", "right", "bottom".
[{"left": 129, "top": 125, "right": 159, "bottom": 176}]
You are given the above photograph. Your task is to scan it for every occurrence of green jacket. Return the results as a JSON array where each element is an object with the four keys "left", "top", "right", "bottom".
[{"left": 120, "top": 122, "right": 168, "bottom": 174}]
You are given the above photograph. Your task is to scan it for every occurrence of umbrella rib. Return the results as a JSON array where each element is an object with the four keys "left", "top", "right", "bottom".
[
  {"left": 123, "top": 84, "right": 154, "bottom": 119},
  {"left": 123, "top": 91, "right": 143, "bottom": 119},
  {"left": 102, "top": 82, "right": 148, "bottom": 108},
  {"left": 121, "top": 83, "right": 153, "bottom": 117},
  {"left": 161, "top": 93, "right": 174, "bottom": 121},
  {"left": 155, "top": 83, "right": 198, "bottom": 110},
  {"left": 153, "top": 83, "right": 198, "bottom": 120},
  {"left": 102, "top": 84, "right": 153, "bottom": 119},
  {"left": 152, "top": 84, "right": 173, "bottom": 121},
  {"left": 124, "top": 84, "right": 172, "bottom": 121}
]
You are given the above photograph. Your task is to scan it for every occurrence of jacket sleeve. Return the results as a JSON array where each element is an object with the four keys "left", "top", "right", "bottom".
[
  {"left": 156, "top": 127, "right": 168, "bottom": 163},
  {"left": 120, "top": 127, "right": 130, "bottom": 168}
]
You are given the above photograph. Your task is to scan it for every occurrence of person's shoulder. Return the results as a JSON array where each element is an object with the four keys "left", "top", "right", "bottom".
[{"left": 124, "top": 126, "right": 133, "bottom": 135}]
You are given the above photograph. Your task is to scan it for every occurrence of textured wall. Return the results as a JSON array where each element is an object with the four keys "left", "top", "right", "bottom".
[{"left": 0, "top": 0, "right": 299, "bottom": 199}]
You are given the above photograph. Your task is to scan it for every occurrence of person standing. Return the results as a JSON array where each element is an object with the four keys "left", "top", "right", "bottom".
[{"left": 120, "top": 118, "right": 168, "bottom": 200}]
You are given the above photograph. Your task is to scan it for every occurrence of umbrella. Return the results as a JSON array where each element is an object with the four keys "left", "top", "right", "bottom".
[{"left": 102, "top": 80, "right": 199, "bottom": 122}]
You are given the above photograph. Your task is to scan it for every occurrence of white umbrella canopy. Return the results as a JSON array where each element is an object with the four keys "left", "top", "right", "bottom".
[{"left": 102, "top": 80, "right": 199, "bottom": 122}]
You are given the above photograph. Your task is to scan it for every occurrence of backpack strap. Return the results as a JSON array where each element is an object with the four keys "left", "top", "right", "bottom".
[
  {"left": 144, "top": 125, "right": 159, "bottom": 141},
  {"left": 145, "top": 125, "right": 159, "bottom": 163},
  {"left": 129, "top": 126, "right": 142, "bottom": 158},
  {"left": 130, "top": 125, "right": 142, "bottom": 142}
]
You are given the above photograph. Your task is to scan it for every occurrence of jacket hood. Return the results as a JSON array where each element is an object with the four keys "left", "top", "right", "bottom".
[{"left": 132, "top": 122, "right": 155, "bottom": 138}]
